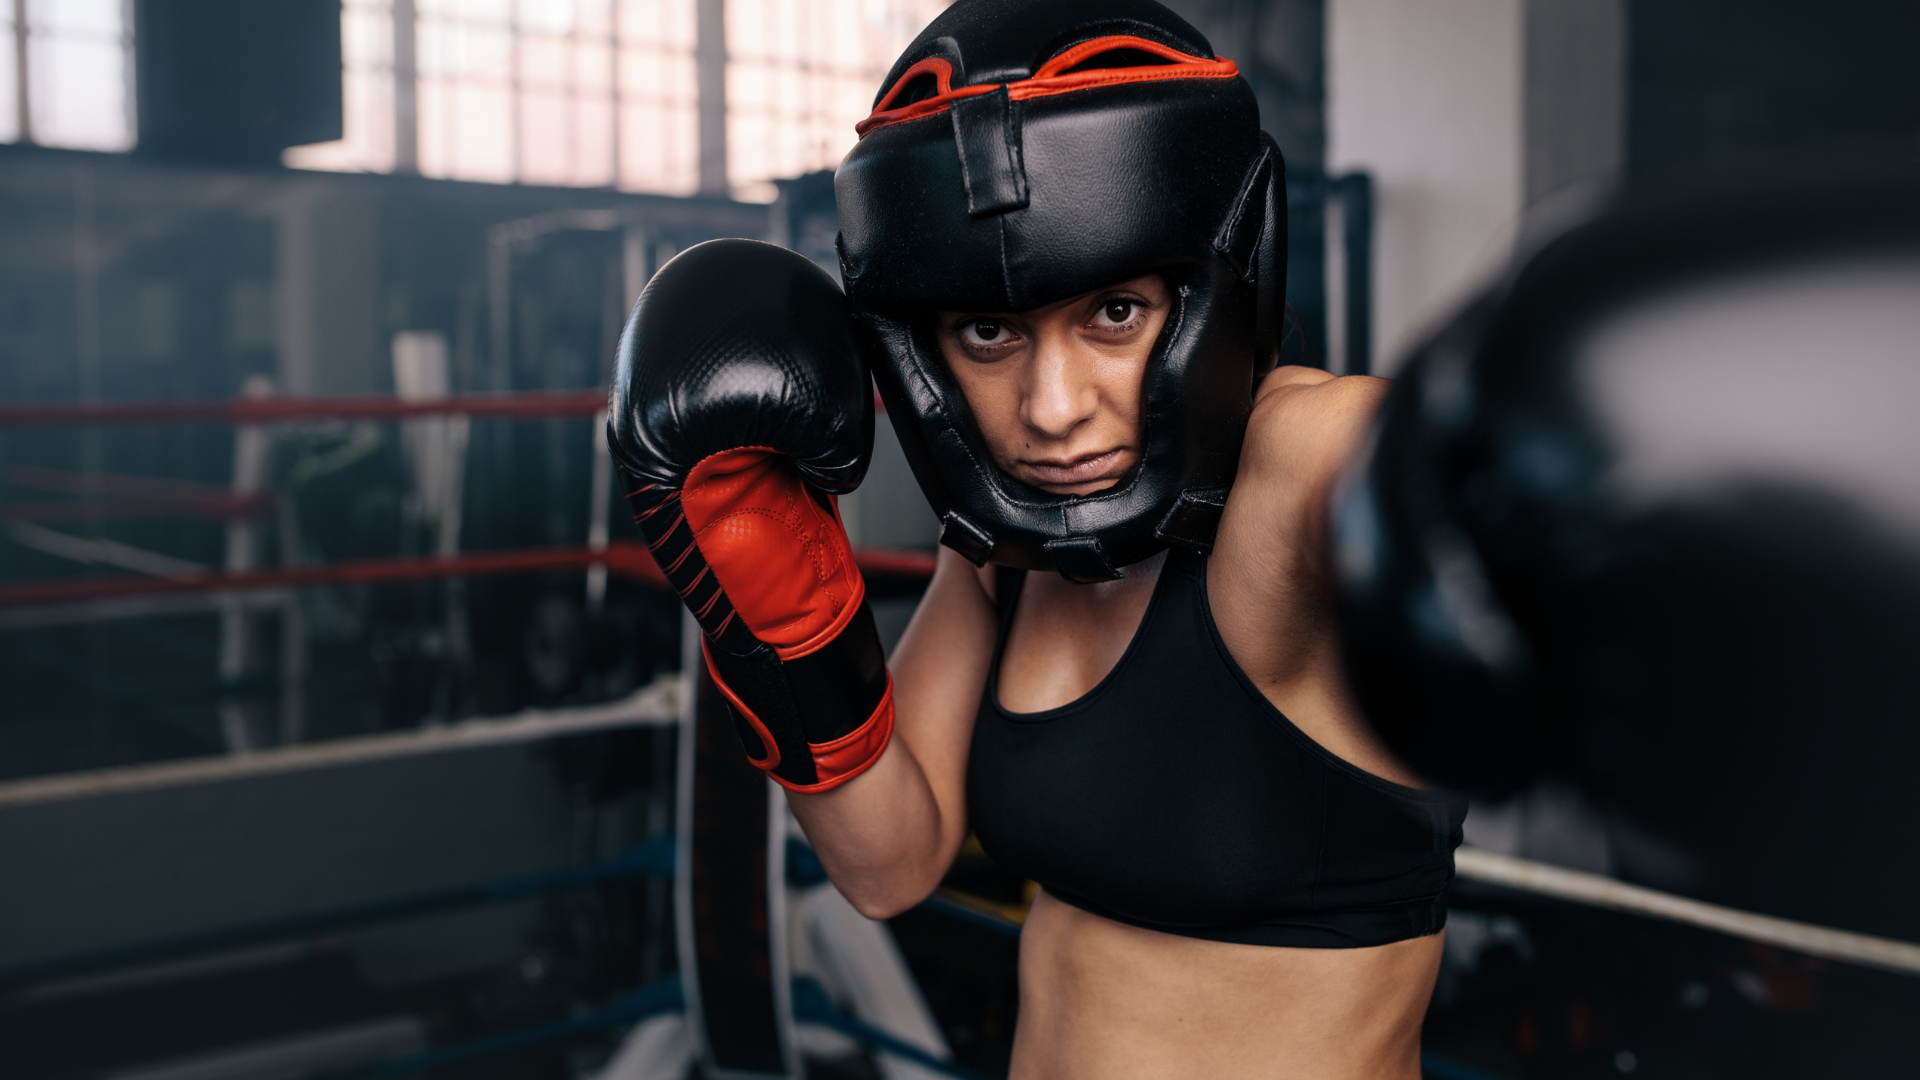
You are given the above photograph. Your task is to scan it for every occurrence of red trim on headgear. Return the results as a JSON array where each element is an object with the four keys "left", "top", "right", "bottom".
[{"left": 856, "top": 35, "right": 1240, "bottom": 138}]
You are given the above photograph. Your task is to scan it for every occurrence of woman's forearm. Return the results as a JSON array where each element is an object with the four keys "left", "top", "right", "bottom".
[
  {"left": 786, "top": 548, "right": 997, "bottom": 918},
  {"left": 787, "top": 736, "right": 957, "bottom": 917}
]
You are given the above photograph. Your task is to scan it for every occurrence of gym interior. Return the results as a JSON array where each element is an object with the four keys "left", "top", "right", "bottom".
[{"left": 1, "top": 1, "right": 1916, "bottom": 1078}]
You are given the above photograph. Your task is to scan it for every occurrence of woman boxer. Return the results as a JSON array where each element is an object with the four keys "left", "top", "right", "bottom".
[{"left": 610, "top": 1, "right": 1466, "bottom": 1076}]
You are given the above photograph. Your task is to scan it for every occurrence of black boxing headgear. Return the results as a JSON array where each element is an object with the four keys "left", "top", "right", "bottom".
[{"left": 834, "top": 0, "right": 1286, "bottom": 582}]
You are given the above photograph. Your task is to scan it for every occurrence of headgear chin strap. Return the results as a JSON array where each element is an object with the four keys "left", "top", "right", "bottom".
[{"left": 835, "top": 0, "right": 1286, "bottom": 582}]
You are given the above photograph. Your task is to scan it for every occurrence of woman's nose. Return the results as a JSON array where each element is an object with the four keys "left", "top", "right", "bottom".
[{"left": 1022, "top": 334, "right": 1098, "bottom": 439}]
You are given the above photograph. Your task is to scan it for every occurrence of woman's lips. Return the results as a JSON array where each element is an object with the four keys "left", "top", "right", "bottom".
[{"left": 1021, "top": 448, "right": 1127, "bottom": 487}]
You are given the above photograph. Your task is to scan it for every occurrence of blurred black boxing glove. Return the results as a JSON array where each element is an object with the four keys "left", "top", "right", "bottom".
[
  {"left": 1332, "top": 170, "right": 1920, "bottom": 938},
  {"left": 608, "top": 239, "right": 892, "bottom": 793}
]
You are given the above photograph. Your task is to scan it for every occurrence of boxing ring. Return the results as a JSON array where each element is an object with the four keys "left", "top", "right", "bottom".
[
  {"left": 0, "top": 386, "right": 949, "bottom": 1079},
  {"left": 3, "top": 386, "right": 1917, "bottom": 1079}
]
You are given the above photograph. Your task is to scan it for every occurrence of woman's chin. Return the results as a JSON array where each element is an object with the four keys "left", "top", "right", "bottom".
[{"left": 1028, "top": 477, "right": 1124, "bottom": 498}]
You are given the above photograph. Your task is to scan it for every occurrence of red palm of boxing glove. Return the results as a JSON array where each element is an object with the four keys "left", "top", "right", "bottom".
[
  {"left": 666, "top": 448, "right": 891, "bottom": 788},
  {"left": 611, "top": 240, "right": 893, "bottom": 792}
]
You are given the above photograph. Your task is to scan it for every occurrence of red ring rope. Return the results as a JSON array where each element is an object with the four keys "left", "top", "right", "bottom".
[
  {"left": 0, "top": 391, "right": 608, "bottom": 428},
  {"left": 0, "top": 390, "right": 886, "bottom": 427},
  {"left": 0, "top": 542, "right": 937, "bottom": 609}
]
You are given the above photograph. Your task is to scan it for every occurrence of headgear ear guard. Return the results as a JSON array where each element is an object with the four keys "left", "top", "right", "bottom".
[{"left": 834, "top": 0, "right": 1286, "bottom": 582}]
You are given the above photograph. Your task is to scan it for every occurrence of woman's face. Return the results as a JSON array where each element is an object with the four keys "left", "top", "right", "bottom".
[{"left": 935, "top": 274, "right": 1172, "bottom": 497}]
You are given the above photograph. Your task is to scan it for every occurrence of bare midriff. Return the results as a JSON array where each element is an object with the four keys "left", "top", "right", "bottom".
[{"left": 1008, "top": 889, "right": 1444, "bottom": 1080}]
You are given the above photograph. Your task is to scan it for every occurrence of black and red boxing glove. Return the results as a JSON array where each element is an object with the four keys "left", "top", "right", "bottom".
[{"left": 607, "top": 239, "right": 892, "bottom": 793}]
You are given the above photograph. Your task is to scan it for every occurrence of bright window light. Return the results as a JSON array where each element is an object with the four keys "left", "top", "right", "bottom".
[
  {"left": 725, "top": 0, "right": 944, "bottom": 201},
  {"left": 285, "top": 0, "right": 399, "bottom": 174},
  {"left": 5, "top": 0, "right": 947, "bottom": 199},
  {"left": 2, "top": 0, "right": 134, "bottom": 151},
  {"left": 0, "top": 9, "right": 18, "bottom": 145}
]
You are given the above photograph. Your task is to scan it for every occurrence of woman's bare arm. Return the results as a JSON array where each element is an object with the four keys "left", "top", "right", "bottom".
[
  {"left": 785, "top": 545, "right": 997, "bottom": 917},
  {"left": 1207, "top": 365, "right": 1424, "bottom": 787}
]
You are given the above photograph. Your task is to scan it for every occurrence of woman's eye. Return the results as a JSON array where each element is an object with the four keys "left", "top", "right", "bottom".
[
  {"left": 961, "top": 320, "right": 1005, "bottom": 347},
  {"left": 1096, "top": 300, "right": 1138, "bottom": 327}
]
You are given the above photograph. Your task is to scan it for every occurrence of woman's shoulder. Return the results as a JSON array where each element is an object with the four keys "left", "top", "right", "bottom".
[
  {"left": 1249, "top": 366, "right": 1389, "bottom": 441},
  {"left": 1240, "top": 367, "right": 1391, "bottom": 484}
]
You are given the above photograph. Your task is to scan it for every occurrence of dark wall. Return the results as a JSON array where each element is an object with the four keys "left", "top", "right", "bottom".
[
  {"left": 1162, "top": 0, "right": 1326, "bottom": 174},
  {"left": 135, "top": 0, "right": 345, "bottom": 164},
  {"left": 1162, "top": 0, "right": 1331, "bottom": 368},
  {"left": 1629, "top": 0, "right": 1920, "bottom": 180}
]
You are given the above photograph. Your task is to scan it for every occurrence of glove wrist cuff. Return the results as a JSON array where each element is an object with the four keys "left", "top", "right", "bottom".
[
  {"left": 773, "top": 681, "right": 895, "bottom": 793},
  {"left": 700, "top": 599, "right": 893, "bottom": 791}
]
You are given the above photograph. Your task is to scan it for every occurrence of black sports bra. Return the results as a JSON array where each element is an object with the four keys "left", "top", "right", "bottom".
[{"left": 966, "top": 547, "right": 1468, "bottom": 948}]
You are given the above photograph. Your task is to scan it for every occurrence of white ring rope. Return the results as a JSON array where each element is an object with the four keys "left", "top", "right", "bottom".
[
  {"left": 1455, "top": 846, "right": 1920, "bottom": 977},
  {"left": 0, "top": 676, "right": 685, "bottom": 809}
]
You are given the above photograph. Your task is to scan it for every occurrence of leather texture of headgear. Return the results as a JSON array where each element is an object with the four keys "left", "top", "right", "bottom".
[{"left": 835, "top": 0, "right": 1286, "bottom": 582}]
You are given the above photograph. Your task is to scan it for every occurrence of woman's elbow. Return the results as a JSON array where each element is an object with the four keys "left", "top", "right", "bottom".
[
  {"left": 829, "top": 861, "right": 946, "bottom": 921},
  {"left": 844, "top": 890, "right": 919, "bottom": 921}
]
